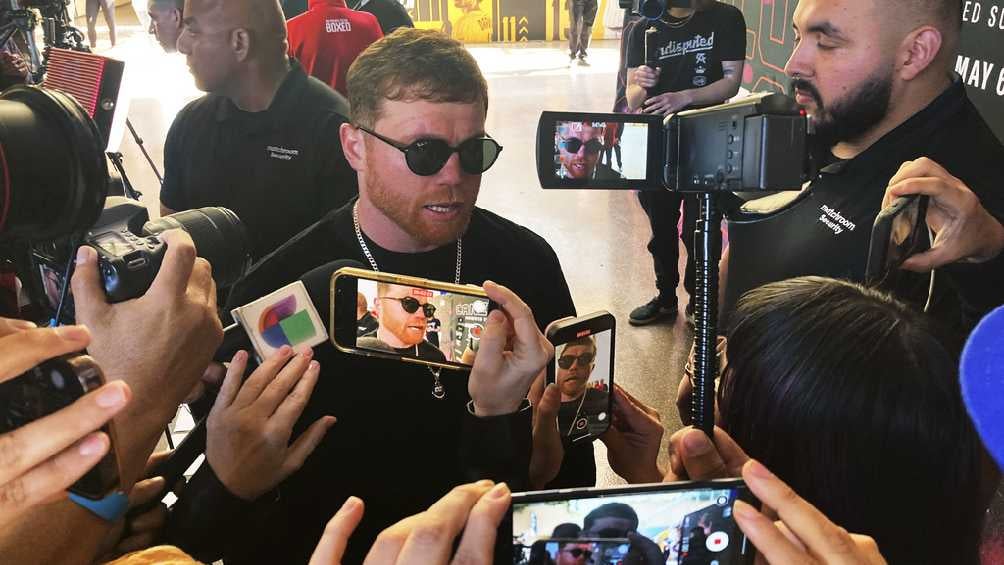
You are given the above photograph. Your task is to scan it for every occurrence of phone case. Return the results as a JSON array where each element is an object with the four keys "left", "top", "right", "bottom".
[{"left": 545, "top": 311, "right": 615, "bottom": 443}]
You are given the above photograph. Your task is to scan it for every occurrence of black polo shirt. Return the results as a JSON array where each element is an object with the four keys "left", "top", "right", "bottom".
[
  {"left": 161, "top": 60, "right": 358, "bottom": 260},
  {"left": 724, "top": 80, "right": 1004, "bottom": 335}
]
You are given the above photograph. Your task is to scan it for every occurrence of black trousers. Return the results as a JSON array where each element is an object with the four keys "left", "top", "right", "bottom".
[{"left": 637, "top": 190, "right": 698, "bottom": 301}]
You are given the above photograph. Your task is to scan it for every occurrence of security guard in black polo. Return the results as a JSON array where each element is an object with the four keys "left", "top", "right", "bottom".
[{"left": 161, "top": 0, "right": 358, "bottom": 261}]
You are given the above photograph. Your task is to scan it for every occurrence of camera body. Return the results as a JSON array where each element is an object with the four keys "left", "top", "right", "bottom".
[{"left": 537, "top": 92, "right": 810, "bottom": 193}]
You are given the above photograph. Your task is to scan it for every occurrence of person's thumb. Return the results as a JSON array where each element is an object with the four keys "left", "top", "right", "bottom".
[
  {"left": 70, "top": 245, "right": 109, "bottom": 323},
  {"left": 535, "top": 383, "right": 561, "bottom": 421},
  {"left": 474, "top": 309, "right": 507, "bottom": 364}
]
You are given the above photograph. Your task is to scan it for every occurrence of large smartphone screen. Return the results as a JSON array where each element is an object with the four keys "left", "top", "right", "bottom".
[
  {"left": 537, "top": 111, "right": 664, "bottom": 190},
  {"left": 512, "top": 481, "right": 754, "bottom": 564},
  {"left": 553, "top": 327, "right": 612, "bottom": 442},
  {"left": 334, "top": 272, "right": 492, "bottom": 369}
]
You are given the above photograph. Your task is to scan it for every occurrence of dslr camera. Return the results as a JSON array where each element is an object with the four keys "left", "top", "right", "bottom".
[
  {"left": 0, "top": 84, "right": 251, "bottom": 320},
  {"left": 537, "top": 92, "right": 811, "bottom": 193}
]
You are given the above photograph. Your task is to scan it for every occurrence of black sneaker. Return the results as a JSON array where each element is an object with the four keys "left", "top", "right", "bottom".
[{"left": 629, "top": 296, "right": 678, "bottom": 326}]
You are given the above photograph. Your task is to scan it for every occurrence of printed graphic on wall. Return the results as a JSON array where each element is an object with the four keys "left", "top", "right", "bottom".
[{"left": 408, "top": 0, "right": 611, "bottom": 42}]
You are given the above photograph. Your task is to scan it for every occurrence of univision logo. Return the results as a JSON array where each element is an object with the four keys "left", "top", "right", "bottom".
[{"left": 258, "top": 295, "right": 317, "bottom": 348}]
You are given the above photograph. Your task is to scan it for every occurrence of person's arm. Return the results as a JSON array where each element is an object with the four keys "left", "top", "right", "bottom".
[
  {"left": 0, "top": 231, "right": 223, "bottom": 564},
  {"left": 461, "top": 282, "right": 554, "bottom": 491},
  {"left": 640, "top": 59, "right": 743, "bottom": 115},
  {"left": 159, "top": 111, "right": 187, "bottom": 218}
]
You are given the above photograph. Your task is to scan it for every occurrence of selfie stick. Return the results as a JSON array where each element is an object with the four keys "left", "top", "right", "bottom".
[{"left": 691, "top": 193, "right": 721, "bottom": 437}]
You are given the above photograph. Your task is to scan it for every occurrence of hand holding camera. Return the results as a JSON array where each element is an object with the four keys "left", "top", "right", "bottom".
[
  {"left": 467, "top": 281, "right": 553, "bottom": 417},
  {"left": 0, "top": 320, "right": 130, "bottom": 527},
  {"left": 600, "top": 385, "right": 665, "bottom": 484},
  {"left": 71, "top": 229, "right": 222, "bottom": 486},
  {"left": 665, "top": 425, "right": 750, "bottom": 482},
  {"left": 631, "top": 65, "right": 660, "bottom": 89}
]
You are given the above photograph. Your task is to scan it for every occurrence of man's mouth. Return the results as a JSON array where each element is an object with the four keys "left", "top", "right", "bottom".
[{"left": 423, "top": 202, "right": 463, "bottom": 217}]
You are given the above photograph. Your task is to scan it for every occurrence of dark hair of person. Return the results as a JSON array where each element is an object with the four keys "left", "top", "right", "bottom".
[
  {"left": 583, "top": 503, "right": 639, "bottom": 533},
  {"left": 345, "top": 28, "right": 488, "bottom": 128},
  {"left": 719, "top": 276, "right": 983, "bottom": 564}
]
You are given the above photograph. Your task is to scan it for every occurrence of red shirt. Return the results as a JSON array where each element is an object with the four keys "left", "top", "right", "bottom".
[{"left": 287, "top": 0, "right": 383, "bottom": 96}]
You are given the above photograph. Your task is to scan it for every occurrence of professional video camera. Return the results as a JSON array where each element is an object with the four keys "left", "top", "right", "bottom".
[
  {"left": 0, "top": 0, "right": 87, "bottom": 81},
  {"left": 0, "top": 85, "right": 251, "bottom": 322},
  {"left": 536, "top": 92, "right": 812, "bottom": 438},
  {"left": 537, "top": 92, "right": 810, "bottom": 192}
]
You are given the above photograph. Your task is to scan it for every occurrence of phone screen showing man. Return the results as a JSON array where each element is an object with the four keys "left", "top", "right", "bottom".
[
  {"left": 355, "top": 279, "right": 490, "bottom": 365},
  {"left": 554, "top": 328, "right": 612, "bottom": 442}
]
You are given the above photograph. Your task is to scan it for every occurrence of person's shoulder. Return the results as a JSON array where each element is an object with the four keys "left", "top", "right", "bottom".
[
  {"left": 173, "top": 94, "right": 219, "bottom": 125},
  {"left": 470, "top": 208, "right": 557, "bottom": 257},
  {"left": 297, "top": 72, "right": 351, "bottom": 117},
  {"left": 711, "top": 1, "right": 743, "bottom": 17},
  {"left": 231, "top": 203, "right": 353, "bottom": 302}
]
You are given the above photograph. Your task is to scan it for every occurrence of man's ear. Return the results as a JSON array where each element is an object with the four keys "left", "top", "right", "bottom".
[
  {"left": 231, "top": 28, "right": 251, "bottom": 62},
  {"left": 340, "top": 122, "right": 366, "bottom": 173},
  {"left": 897, "top": 25, "right": 942, "bottom": 81}
]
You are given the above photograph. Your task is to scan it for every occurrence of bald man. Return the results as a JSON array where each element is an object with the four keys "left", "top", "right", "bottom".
[
  {"left": 722, "top": 0, "right": 1004, "bottom": 334},
  {"left": 159, "top": 0, "right": 358, "bottom": 260}
]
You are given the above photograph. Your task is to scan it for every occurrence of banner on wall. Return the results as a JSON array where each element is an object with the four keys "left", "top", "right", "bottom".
[
  {"left": 408, "top": 0, "right": 612, "bottom": 42},
  {"left": 957, "top": 0, "right": 1004, "bottom": 143}
]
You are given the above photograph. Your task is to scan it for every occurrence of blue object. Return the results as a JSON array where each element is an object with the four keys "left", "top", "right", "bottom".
[
  {"left": 960, "top": 306, "right": 1004, "bottom": 468},
  {"left": 67, "top": 490, "right": 129, "bottom": 521}
]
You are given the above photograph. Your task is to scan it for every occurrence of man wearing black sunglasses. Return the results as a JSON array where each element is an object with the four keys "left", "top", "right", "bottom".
[
  {"left": 169, "top": 28, "right": 580, "bottom": 564},
  {"left": 357, "top": 283, "right": 447, "bottom": 362},
  {"left": 556, "top": 121, "right": 622, "bottom": 181},
  {"left": 556, "top": 337, "right": 609, "bottom": 444}
]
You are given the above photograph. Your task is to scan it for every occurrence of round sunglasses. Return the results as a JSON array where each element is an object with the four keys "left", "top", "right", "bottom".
[
  {"left": 357, "top": 125, "right": 503, "bottom": 176},
  {"left": 562, "top": 547, "right": 594, "bottom": 559},
  {"left": 557, "top": 351, "right": 596, "bottom": 370},
  {"left": 379, "top": 296, "right": 436, "bottom": 318},
  {"left": 560, "top": 137, "right": 604, "bottom": 155}
]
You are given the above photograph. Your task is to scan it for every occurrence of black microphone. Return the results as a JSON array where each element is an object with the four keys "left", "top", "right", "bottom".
[{"left": 144, "top": 259, "right": 366, "bottom": 507}]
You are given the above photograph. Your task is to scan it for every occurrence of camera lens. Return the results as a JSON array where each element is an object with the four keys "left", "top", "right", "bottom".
[
  {"left": 0, "top": 86, "right": 108, "bottom": 241},
  {"left": 142, "top": 207, "right": 251, "bottom": 288}
]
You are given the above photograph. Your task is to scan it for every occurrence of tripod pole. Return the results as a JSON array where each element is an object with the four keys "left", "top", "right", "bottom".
[
  {"left": 126, "top": 118, "right": 164, "bottom": 185},
  {"left": 691, "top": 191, "right": 722, "bottom": 436}
]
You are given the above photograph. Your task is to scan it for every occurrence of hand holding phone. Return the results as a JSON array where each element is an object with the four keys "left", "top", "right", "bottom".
[
  {"left": 0, "top": 320, "right": 129, "bottom": 524},
  {"left": 468, "top": 281, "right": 553, "bottom": 417},
  {"left": 865, "top": 194, "right": 929, "bottom": 284}
]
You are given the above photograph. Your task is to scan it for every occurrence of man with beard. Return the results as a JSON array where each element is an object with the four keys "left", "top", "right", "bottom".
[
  {"left": 357, "top": 283, "right": 448, "bottom": 361},
  {"left": 624, "top": 0, "right": 746, "bottom": 326},
  {"left": 165, "top": 28, "right": 575, "bottom": 563},
  {"left": 160, "top": 0, "right": 358, "bottom": 260},
  {"left": 721, "top": 0, "right": 1004, "bottom": 335},
  {"left": 555, "top": 337, "right": 609, "bottom": 442},
  {"left": 556, "top": 121, "right": 622, "bottom": 180}
]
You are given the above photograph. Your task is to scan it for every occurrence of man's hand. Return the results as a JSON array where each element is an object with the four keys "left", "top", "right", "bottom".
[
  {"left": 207, "top": 347, "right": 335, "bottom": 501},
  {"left": 884, "top": 157, "right": 1004, "bottom": 270},
  {"left": 0, "top": 320, "right": 131, "bottom": 528},
  {"left": 600, "top": 385, "right": 664, "bottom": 484},
  {"left": 72, "top": 230, "right": 223, "bottom": 486},
  {"left": 467, "top": 281, "right": 553, "bottom": 417},
  {"left": 664, "top": 426, "right": 749, "bottom": 482},
  {"left": 643, "top": 90, "right": 694, "bottom": 115},
  {"left": 361, "top": 481, "right": 511, "bottom": 564},
  {"left": 528, "top": 382, "right": 562, "bottom": 489},
  {"left": 630, "top": 65, "right": 660, "bottom": 89},
  {"left": 734, "top": 460, "right": 887, "bottom": 565}
]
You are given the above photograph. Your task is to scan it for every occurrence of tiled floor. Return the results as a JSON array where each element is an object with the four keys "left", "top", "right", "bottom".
[{"left": 85, "top": 11, "right": 694, "bottom": 488}]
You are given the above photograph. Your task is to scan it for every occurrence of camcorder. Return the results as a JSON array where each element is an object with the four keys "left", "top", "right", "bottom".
[
  {"left": 537, "top": 92, "right": 812, "bottom": 193},
  {"left": 0, "top": 85, "right": 251, "bottom": 322}
]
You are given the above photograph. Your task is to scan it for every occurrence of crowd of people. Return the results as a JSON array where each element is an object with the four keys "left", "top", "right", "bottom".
[{"left": 1, "top": 0, "right": 1003, "bottom": 563}]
